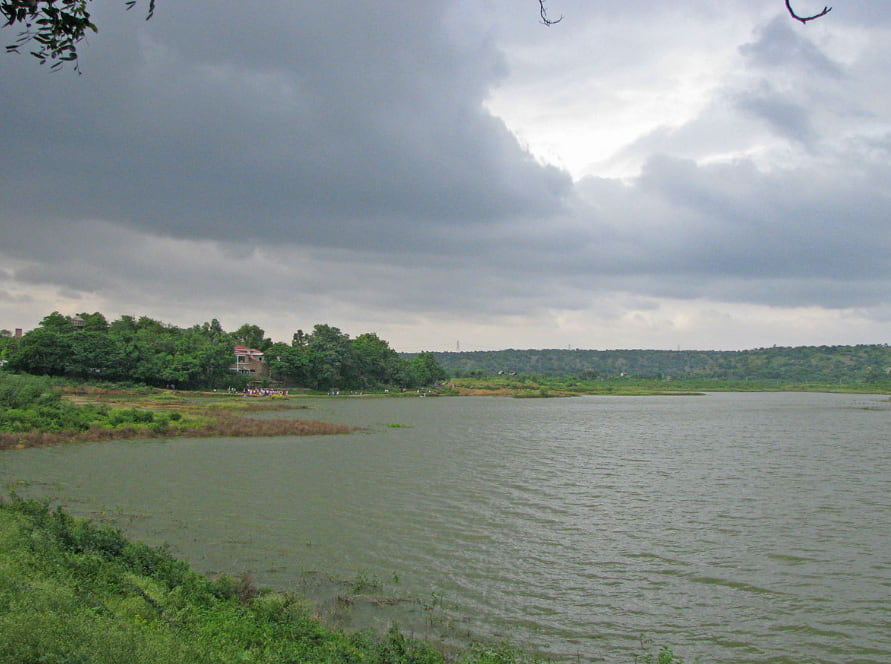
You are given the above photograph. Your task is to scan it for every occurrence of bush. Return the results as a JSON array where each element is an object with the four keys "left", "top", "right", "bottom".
[
  {"left": 107, "top": 409, "right": 155, "bottom": 426},
  {"left": 0, "top": 374, "right": 60, "bottom": 409}
]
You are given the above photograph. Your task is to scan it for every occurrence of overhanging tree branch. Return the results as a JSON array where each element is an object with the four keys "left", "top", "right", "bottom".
[
  {"left": 1, "top": 0, "right": 153, "bottom": 71},
  {"left": 538, "top": 0, "right": 562, "bottom": 26},
  {"left": 785, "top": 0, "right": 831, "bottom": 24},
  {"left": 3, "top": 1, "right": 834, "bottom": 73},
  {"left": 124, "top": 0, "right": 154, "bottom": 20}
]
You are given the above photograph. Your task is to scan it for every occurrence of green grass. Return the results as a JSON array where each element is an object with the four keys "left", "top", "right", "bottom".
[
  {"left": 0, "top": 495, "right": 697, "bottom": 664},
  {"left": 0, "top": 494, "right": 544, "bottom": 664}
]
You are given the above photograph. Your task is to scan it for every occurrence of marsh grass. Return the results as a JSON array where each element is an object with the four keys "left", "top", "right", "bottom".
[
  {"left": 349, "top": 568, "right": 385, "bottom": 594},
  {"left": 0, "top": 376, "right": 351, "bottom": 449},
  {"left": 0, "top": 413, "right": 351, "bottom": 449}
]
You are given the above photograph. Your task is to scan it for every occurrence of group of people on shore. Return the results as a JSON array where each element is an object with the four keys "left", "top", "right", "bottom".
[{"left": 243, "top": 387, "right": 288, "bottom": 397}]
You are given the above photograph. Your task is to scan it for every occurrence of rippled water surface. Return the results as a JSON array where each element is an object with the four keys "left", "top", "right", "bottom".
[{"left": 3, "top": 392, "right": 890, "bottom": 662}]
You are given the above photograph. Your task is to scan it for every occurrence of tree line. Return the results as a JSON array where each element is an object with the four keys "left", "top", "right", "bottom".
[
  {"left": 433, "top": 345, "right": 891, "bottom": 384},
  {"left": 0, "top": 312, "right": 447, "bottom": 391}
]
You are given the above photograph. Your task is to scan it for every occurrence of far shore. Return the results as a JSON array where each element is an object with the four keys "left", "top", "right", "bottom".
[{"left": 2, "top": 378, "right": 888, "bottom": 451}]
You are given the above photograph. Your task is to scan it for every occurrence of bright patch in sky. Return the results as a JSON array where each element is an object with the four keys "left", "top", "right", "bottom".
[{"left": 487, "top": 44, "right": 737, "bottom": 179}]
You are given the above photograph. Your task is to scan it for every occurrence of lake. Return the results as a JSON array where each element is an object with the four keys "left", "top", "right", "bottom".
[{"left": 2, "top": 392, "right": 890, "bottom": 663}]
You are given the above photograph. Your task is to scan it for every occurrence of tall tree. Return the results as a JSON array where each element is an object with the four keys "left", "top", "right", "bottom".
[
  {"left": 233, "top": 323, "right": 271, "bottom": 351},
  {"left": 6, "top": 327, "right": 72, "bottom": 375},
  {"left": 352, "top": 332, "right": 400, "bottom": 386},
  {"left": 77, "top": 311, "right": 109, "bottom": 332},
  {"left": 38, "top": 311, "right": 74, "bottom": 332},
  {"left": 66, "top": 330, "right": 122, "bottom": 379},
  {"left": 304, "top": 324, "right": 359, "bottom": 391},
  {"left": 410, "top": 352, "right": 448, "bottom": 387}
]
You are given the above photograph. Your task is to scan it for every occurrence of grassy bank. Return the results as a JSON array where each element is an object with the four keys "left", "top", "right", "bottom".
[
  {"left": 0, "top": 494, "right": 463, "bottom": 664},
  {"left": 0, "top": 495, "right": 688, "bottom": 664},
  {"left": 0, "top": 375, "right": 352, "bottom": 450}
]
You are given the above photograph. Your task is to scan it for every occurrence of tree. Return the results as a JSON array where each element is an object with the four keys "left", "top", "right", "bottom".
[
  {"left": 2, "top": 0, "right": 153, "bottom": 72},
  {"left": 410, "top": 352, "right": 448, "bottom": 387},
  {"left": 7, "top": 326, "right": 72, "bottom": 375},
  {"left": 233, "top": 323, "right": 271, "bottom": 352},
  {"left": 0, "top": 330, "right": 20, "bottom": 365},
  {"left": 352, "top": 332, "right": 400, "bottom": 387},
  {"left": 66, "top": 330, "right": 122, "bottom": 378},
  {"left": 107, "top": 314, "right": 177, "bottom": 386},
  {"left": 265, "top": 341, "right": 300, "bottom": 384},
  {"left": 4, "top": 1, "right": 830, "bottom": 72},
  {"left": 304, "top": 324, "right": 359, "bottom": 391},
  {"left": 77, "top": 311, "right": 109, "bottom": 332},
  {"left": 38, "top": 311, "right": 75, "bottom": 332},
  {"left": 167, "top": 327, "right": 234, "bottom": 389}
]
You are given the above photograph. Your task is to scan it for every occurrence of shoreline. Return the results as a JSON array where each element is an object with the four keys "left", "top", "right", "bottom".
[
  {"left": 0, "top": 386, "right": 354, "bottom": 451},
  {"left": 2, "top": 379, "right": 889, "bottom": 451}
]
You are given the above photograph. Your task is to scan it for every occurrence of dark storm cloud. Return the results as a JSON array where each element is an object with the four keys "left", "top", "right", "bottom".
[
  {"left": 736, "top": 88, "right": 816, "bottom": 144},
  {"left": 732, "top": 17, "right": 843, "bottom": 145},
  {"left": 738, "top": 17, "right": 843, "bottom": 77},
  {"left": 2, "top": 0, "right": 891, "bottom": 346},
  {"left": 560, "top": 144, "right": 891, "bottom": 308},
  {"left": 0, "top": 1, "right": 570, "bottom": 250}
]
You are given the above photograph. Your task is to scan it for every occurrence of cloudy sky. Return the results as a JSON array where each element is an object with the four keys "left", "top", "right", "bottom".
[{"left": 2, "top": 0, "right": 890, "bottom": 351}]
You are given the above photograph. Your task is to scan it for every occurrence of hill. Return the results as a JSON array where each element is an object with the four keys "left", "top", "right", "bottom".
[{"left": 426, "top": 345, "right": 891, "bottom": 384}]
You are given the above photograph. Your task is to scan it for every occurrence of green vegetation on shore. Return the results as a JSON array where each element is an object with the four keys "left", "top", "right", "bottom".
[
  {"left": 0, "top": 494, "right": 469, "bottom": 664},
  {"left": 0, "top": 496, "right": 688, "bottom": 664},
  {"left": 1, "top": 311, "right": 446, "bottom": 392},
  {"left": 0, "top": 374, "right": 351, "bottom": 450}
]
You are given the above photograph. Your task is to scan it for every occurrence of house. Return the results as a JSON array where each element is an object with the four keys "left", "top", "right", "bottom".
[{"left": 231, "top": 346, "right": 268, "bottom": 377}]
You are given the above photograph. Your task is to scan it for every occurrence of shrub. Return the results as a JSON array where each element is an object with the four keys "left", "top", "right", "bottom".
[
  {"left": 0, "top": 374, "right": 60, "bottom": 409},
  {"left": 107, "top": 409, "right": 155, "bottom": 426}
]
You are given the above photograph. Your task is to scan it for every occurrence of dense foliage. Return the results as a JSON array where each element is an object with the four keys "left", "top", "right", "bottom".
[
  {"left": 1, "top": 0, "right": 154, "bottom": 71},
  {"left": 1, "top": 311, "right": 446, "bottom": 391},
  {"left": 431, "top": 345, "right": 891, "bottom": 386},
  {"left": 0, "top": 374, "right": 182, "bottom": 436},
  {"left": 267, "top": 326, "right": 445, "bottom": 391}
]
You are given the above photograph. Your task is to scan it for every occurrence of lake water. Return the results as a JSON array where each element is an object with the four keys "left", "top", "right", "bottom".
[{"left": 2, "top": 392, "right": 890, "bottom": 663}]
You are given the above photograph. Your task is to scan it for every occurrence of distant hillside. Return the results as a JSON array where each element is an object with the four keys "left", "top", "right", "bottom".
[{"left": 423, "top": 345, "right": 891, "bottom": 384}]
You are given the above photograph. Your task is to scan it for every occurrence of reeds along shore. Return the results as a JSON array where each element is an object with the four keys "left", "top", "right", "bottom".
[{"left": 0, "top": 414, "right": 353, "bottom": 451}]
